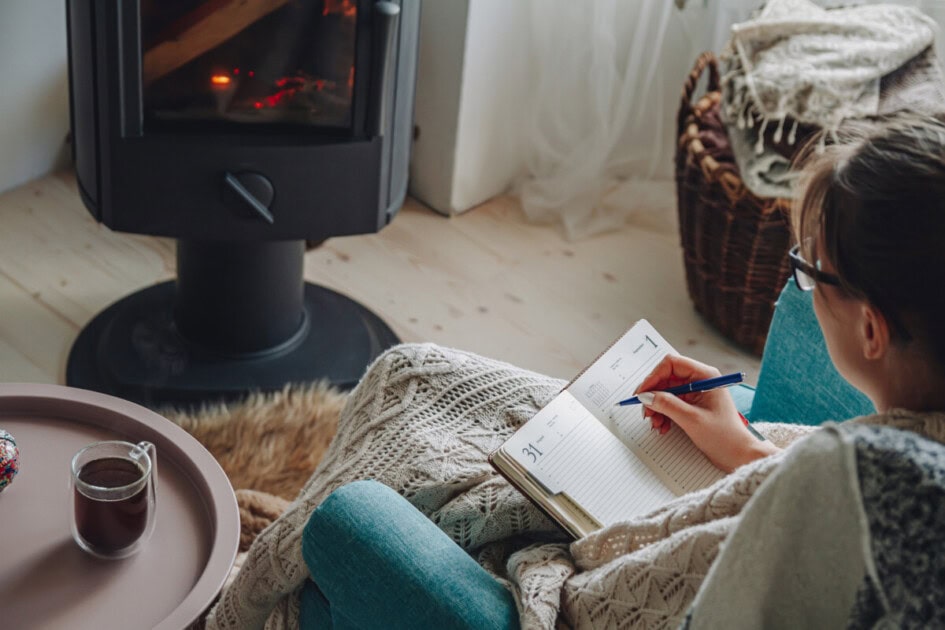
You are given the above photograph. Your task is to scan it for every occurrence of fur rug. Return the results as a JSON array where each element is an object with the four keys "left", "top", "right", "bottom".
[
  {"left": 162, "top": 383, "right": 348, "bottom": 629},
  {"left": 163, "top": 383, "right": 347, "bottom": 553}
]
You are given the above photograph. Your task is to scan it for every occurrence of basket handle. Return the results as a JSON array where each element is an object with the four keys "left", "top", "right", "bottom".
[{"left": 677, "top": 52, "right": 720, "bottom": 134}]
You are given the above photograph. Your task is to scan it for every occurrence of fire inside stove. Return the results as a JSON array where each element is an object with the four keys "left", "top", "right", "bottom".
[{"left": 142, "top": 0, "right": 357, "bottom": 129}]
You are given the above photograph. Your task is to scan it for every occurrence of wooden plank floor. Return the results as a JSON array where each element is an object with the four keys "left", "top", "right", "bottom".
[{"left": 0, "top": 171, "right": 760, "bottom": 390}]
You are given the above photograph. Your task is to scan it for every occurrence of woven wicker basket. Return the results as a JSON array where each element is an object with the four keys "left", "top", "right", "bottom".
[{"left": 675, "top": 52, "right": 793, "bottom": 356}]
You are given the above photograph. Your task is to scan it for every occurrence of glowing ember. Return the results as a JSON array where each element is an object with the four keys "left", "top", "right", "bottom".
[
  {"left": 250, "top": 74, "right": 340, "bottom": 111},
  {"left": 210, "top": 74, "right": 231, "bottom": 86},
  {"left": 322, "top": 0, "right": 357, "bottom": 17}
]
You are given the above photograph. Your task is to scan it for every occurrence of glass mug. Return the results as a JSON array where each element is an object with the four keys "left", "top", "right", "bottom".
[{"left": 69, "top": 440, "right": 157, "bottom": 559}]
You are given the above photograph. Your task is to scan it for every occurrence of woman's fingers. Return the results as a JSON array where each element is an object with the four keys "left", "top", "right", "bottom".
[
  {"left": 652, "top": 391, "right": 697, "bottom": 421},
  {"left": 634, "top": 354, "right": 722, "bottom": 395},
  {"left": 634, "top": 357, "right": 676, "bottom": 394},
  {"left": 649, "top": 413, "right": 671, "bottom": 433},
  {"left": 635, "top": 356, "right": 722, "bottom": 438},
  {"left": 641, "top": 391, "right": 704, "bottom": 434}
]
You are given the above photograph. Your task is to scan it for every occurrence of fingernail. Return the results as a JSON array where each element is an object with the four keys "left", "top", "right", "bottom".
[{"left": 637, "top": 392, "right": 655, "bottom": 406}]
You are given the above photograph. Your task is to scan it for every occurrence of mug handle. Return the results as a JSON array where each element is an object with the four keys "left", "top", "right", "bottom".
[{"left": 130, "top": 441, "right": 157, "bottom": 496}]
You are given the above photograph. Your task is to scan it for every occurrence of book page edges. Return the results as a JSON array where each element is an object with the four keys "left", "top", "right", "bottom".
[{"left": 489, "top": 448, "right": 603, "bottom": 539}]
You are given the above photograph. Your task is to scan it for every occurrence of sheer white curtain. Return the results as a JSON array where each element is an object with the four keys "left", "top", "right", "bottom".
[
  {"left": 515, "top": 0, "right": 945, "bottom": 240},
  {"left": 514, "top": 0, "right": 748, "bottom": 239}
]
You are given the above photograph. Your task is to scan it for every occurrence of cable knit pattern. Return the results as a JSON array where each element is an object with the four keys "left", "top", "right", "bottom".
[
  {"left": 206, "top": 343, "right": 565, "bottom": 629},
  {"left": 565, "top": 516, "right": 737, "bottom": 629},
  {"left": 206, "top": 344, "right": 909, "bottom": 629},
  {"left": 505, "top": 543, "right": 576, "bottom": 628},
  {"left": 568, "top": 455, "right": 784, "bottom": 572}
]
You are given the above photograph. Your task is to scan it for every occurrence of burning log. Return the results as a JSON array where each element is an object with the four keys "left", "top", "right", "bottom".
[{"left": 142, "top": 0, "right": 289, "bottom": 87}]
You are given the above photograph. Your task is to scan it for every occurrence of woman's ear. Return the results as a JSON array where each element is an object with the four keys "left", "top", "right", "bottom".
[{"left": 860, "top": 303, "right": 890, "bottom": 361}]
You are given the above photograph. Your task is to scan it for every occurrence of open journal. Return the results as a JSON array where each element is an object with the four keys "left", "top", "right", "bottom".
[{"left": 489, "top": 320, "right": 727, "bottom": 539}]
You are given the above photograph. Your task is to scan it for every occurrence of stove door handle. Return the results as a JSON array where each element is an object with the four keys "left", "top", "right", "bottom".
[
  {"left": 223, "top": 172, "right": 275, "bottom": 224},
  {"left": 367, "top": 1, "right": 401, "bottom": 138}
]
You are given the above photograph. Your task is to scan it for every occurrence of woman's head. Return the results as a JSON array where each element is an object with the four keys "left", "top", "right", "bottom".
[{"left": 793, "top": 114, "right": 945, "bottom": 405}]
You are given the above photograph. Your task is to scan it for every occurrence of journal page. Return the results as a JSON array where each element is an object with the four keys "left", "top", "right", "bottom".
[
  {"left": 501, "top": 390, "right": 676, "bottom": 526},
  {"left": 566, "top": 320, "right": 725, "bottom": 494}
]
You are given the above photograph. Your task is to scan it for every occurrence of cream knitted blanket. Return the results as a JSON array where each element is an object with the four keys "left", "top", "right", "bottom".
[{"left": 204, "top": 343, "right": 935, "bottom": 629}]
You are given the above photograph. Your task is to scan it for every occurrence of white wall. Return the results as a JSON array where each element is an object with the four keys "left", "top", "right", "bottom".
[
  {"left": 451, "top": 0, "right": 531, "bottom": 212},
  {"left": 409, "top": 0, "right": 533, "bottom": 215},
  {"left": 0, "top": 0, "right": 70, "bottom": 195},
  {"left": 408, "top": 0, "right": 469, "bottom": 214}
]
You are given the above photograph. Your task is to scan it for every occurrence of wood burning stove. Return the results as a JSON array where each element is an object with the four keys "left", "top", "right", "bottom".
[{"left": 65, "top": 0, "right": 420, "bottom": 407}]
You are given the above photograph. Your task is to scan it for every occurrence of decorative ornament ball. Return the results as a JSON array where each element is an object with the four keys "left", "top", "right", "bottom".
[{"left": 0, "top": 429, "right": 19, "bottom": 492}]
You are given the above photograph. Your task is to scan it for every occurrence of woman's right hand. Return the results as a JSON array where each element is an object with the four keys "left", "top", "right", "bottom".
[{"left": 633, "top": 354, "right": 779, "bottom": 473}]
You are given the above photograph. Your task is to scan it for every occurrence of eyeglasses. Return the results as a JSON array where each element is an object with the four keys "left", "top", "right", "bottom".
[{"left": 789, "top": 244, "right": 841, "bottom": 292}]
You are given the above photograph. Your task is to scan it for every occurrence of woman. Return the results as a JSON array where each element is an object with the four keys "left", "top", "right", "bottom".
[
  {"left": 207, "top": 115, "right": 945, "bottom": 629},
  {"left": 638, "top": 114, "right": 945, "bottom": 473},
  {"left": 639, "top": 114, "right": 945, "bottom": 628}
]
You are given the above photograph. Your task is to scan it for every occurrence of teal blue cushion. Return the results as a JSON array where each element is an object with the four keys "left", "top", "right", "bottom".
[
  {"left": 300, "top": 580, "right": 337, "bottom": 628},
  {"left": 302, "top": 480, "right": 518, "bottom": 630},
  {"left": 748, "top": 282, "right": 874, "bottom": 424},
  {"left": 300, "top": 580, "right": 363, "bottom": 630},
  {"left": 730, "top": 384, "right": 756, "bottom": 418}
]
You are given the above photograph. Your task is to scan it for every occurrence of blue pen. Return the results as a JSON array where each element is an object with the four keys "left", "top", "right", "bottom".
[{"left": 616, "top": 372, "right": 745, "bottom": 406}]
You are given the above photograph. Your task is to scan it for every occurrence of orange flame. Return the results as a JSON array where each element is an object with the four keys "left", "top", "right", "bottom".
[{"left": 210, "top": 74, "right": 231, "bottom": 86}]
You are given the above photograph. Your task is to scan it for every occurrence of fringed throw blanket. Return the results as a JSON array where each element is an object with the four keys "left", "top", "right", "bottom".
[
  {"left": 722, "top": 0, "right": 935, "bottom": 149},
  {"left": 205, "top": 344, "right": 945, "bottom": 629},
  {"left": 719, "top": 0, "right": 943, "bottom": 199}
]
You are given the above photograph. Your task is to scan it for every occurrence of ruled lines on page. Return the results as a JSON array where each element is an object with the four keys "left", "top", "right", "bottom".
[
  {"left": 567, "top": 320, "right": 725, "bottom": 494},
  {"left": 503, "top": 391, "right": 676, "bottom": 526}
]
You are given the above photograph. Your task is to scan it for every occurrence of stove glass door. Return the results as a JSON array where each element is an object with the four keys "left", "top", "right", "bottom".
[{"left": 141, "top": 0, "right": 358, "bottom": 131}]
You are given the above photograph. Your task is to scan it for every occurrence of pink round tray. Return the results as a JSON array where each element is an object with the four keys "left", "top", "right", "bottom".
[{"left": 0, "top": 384, "right": 239, "bottom": 629}]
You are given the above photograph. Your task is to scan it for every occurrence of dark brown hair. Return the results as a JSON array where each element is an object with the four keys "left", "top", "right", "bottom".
[{"left": 792, "top": 113, "right": 945, "bottom": 365}]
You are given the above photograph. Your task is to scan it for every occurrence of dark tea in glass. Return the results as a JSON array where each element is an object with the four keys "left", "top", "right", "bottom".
[{"left": 70, "top": 441, "right": 157, "bottom": 559}]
